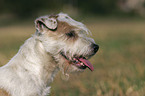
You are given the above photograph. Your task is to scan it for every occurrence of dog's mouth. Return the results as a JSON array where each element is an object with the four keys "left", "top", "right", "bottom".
[{"left": 60, "top": 52, "right": 94, "bottom": 71}]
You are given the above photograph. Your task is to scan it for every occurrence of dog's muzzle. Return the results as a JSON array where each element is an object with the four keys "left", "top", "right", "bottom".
[{"left": 59, "top": 44, "right": 99, "bottom": 71}]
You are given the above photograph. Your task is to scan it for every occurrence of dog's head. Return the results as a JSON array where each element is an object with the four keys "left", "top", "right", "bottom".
[{"left": 35, "top": 13, "right": 99, "bottom": 73}]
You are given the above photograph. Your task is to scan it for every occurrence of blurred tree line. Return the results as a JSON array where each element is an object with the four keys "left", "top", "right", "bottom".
[{"left": 0, "top": 0, "right": 145, "bottom": 18}]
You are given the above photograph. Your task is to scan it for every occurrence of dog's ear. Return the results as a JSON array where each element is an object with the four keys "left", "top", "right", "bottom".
[{"left": 35, "top": 16, "right": 58, "bottom": 32}]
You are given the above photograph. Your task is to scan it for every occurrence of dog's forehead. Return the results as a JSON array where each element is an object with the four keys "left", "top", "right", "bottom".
[
  {"left": 37, "top": 13, "right": 90, "bottom": 34},
  {"left": 57, "top": 13, "right": 89, "bottom": 33}
]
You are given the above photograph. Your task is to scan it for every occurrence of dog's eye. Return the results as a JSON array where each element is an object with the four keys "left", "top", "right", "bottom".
[{"left": 65, "top": 30, "right": 75, "bottom": 37}]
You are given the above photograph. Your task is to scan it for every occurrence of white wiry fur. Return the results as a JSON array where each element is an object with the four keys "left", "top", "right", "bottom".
[{"left": 0, "top": 13, "right": 98, "bottom": 96}]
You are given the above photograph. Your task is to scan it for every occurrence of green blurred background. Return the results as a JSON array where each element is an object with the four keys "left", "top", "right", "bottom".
[{"left": 0, "top": 0, "right": 145, "bottom": 96}]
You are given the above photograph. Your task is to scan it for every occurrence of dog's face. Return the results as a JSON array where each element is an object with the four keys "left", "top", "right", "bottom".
[{"left": 35, "top": 13, "right": 99, "bottom": 73}]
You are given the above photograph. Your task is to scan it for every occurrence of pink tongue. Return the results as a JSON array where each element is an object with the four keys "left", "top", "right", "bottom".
[{"left": 79, "top": 58, "right": 94, "bottom": 71}]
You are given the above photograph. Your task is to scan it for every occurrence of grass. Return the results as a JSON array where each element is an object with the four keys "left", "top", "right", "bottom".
[{"left": 0, "top": 18, "right": 145, "bottom": 96}]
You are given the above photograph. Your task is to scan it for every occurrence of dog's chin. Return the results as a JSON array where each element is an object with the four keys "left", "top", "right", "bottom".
[{"left": 66, "top": 65, "right": 85, "bottom": 73}]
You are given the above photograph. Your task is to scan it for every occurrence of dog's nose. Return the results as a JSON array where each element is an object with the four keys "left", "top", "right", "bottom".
[{"left": 91, "top": 44, "right": 99, "bottom": 53}]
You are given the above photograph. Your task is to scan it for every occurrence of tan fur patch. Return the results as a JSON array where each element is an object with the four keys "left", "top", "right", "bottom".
[
  {"left": 0, "top": 89, "right": 10, "bottom": 96},
  {"left": 47, "top": 21, "right": 78, "bottom": 43},
  {"left": 58, "top": 21, "right": 78, "bottom": 42},
  {"left": 57, "top": 21, "right": 75, "bottom": 34}
]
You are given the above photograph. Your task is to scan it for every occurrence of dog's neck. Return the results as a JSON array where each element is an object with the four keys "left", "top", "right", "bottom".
[{"left": 7, "top": 36, "right": 59, "bottom": 87}]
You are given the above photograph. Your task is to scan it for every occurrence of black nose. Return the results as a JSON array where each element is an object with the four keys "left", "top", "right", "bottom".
[{"left": 91, "top": 44, "right": 99, "bottom": 53}]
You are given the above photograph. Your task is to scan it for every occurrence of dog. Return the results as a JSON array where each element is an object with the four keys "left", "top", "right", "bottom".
[{"left": 0, "top": 13, "right": 99, "bottom": 96}]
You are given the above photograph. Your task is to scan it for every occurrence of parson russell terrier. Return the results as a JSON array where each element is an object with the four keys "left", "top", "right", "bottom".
[{"left": 0, "top": 13, "right": 99, "bottom": 96}]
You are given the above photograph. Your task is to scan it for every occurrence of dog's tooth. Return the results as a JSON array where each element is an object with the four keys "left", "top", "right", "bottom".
[{"left": 80, "top": 63, "right": 84, "bottom": 66}]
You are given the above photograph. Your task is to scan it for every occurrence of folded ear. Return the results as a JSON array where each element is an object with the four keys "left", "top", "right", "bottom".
[{"left": 35, "top": 16, "right": 58, "bottom": 32}]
